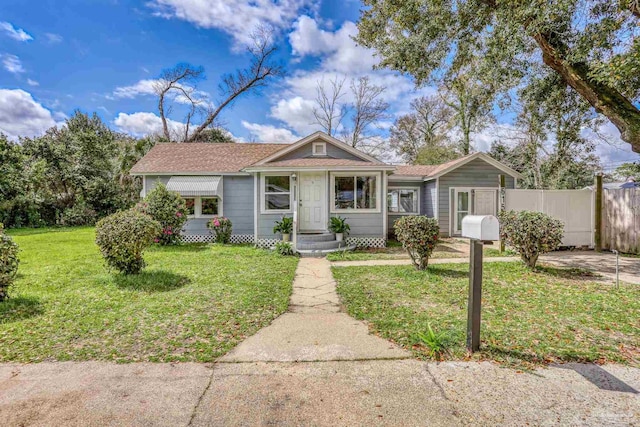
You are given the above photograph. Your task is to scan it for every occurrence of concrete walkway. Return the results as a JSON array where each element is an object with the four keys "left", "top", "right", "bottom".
[
  {"left": 331, "top": 256, "right": 516, "bottom": 268},
  {"left": 219, "top": 258, "right": 410, "bottom": 362}
]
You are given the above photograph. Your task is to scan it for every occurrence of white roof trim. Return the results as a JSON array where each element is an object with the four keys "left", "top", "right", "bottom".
[
  {"left": 424, "top": 153, "right": 523, "bottom": 180},
  {"left": 131, "top": 172, "right": 250, "bottom": 176},
  {"left": 166, "top": 176, "right": 222, "bottom": 196},
  {"left": 243, "top": 165, "right": 396, "bottom": 173},
  {"left": 253, "top": 131, "right": 383, "bottom": 165}
]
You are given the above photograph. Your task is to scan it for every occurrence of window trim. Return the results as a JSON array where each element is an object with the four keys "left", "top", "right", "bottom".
[
  {"left": 261, "top": 173, "right": 293, "bottom": 214},
  {"left": 184, "top": 196, "right": 222, "bottom": 219},
  {"left": 387, "top": 186, "right": 421, "bottom": 215},
  {"left": 312, "top": 142, "right": 327, "bottom": 156},
  {"left": 330, "top": 172, "right": 382, "bottom": 214}
]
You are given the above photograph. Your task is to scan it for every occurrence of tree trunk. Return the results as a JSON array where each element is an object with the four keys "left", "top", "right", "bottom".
[
  {"left": 523, "top": 253, "right": 539, "bottom": 269},
  {"left": 533, "top": 32, "right": 640, "bottom": 153}
]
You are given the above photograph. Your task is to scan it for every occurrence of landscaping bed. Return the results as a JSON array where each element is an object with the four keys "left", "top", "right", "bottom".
[
  {"left": 333, "top": 262, "right": 639, "bottom": 367},
  {"left": 0, "top": 227, "right": 298, "bottom": 363}
]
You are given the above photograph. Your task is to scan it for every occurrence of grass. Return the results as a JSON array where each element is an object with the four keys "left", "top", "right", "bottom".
[
  {"left": 327, "top": 239, "right": 516, "bottom": 262},
  {"left": 333, "top": 262, "right": 640, "bottom": 367},
  {"left": 1, "top": 227, "right": 298, "bottom": 363}
]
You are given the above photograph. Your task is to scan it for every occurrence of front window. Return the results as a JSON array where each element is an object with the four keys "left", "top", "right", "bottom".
[
  {"left": 201, "top": 197, "right": 219, "bottom": 216},
  {"left": 333, "top": 174, "right": 378, "bottom": 211},
  {"left": 185, "top": 198, "right": 196, "bottom": 217},
  {"left": 388, "top": 189, "right": 419, "bottom": 214},
  {"left": 264, "top": 175, "right": 291, "bottom": 211}
]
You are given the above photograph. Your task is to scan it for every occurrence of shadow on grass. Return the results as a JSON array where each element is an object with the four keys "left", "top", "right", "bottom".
[
  {"left": 150, "top": 243, "right": 210, "bottom": 253},
  {"left": 113, "top": 270, "right": 190, "bottom": 292},
  {"left": 427, "top": 267, "right": 468, "bottom": 279},
  {"left": 534, "top": 265, "right": 600, "bottom": 281},
  {"left": 0, "top": 296, "right": 44, "bottom": 324}
]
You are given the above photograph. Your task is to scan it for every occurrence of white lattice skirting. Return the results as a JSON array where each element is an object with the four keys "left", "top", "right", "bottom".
[
  {"left": 256, "top": 238, "right": 279, "bottom": 249},
  {"left": 346, "top": 237, "right": 387, "bottom": 248},
  {"left": 180, "top": 234, "right": 254, "bottom": 244}
]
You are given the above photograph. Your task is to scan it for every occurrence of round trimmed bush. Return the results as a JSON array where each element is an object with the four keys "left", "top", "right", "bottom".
[
  {"left": 95, "top": 210, "right": 161, "bottom": 275},
  {"left": 207, "top": 216, "right": 232, "bottom": 244},
  {"left": 136, "top": 184, "right": 188, "bottom": 245},
  {"left": 394, "top": 216, "right": 440, "bottom": 270},
  {"left": 498, "top": 210, "right": 564, "bottom": 269},
  {"left": 0, "top": 223, "right": 19, "bottom": 301}
]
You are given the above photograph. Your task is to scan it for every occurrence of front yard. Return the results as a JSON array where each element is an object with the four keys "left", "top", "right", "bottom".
[
  {"left": 0, "top": 227, "right": 298, "bottom": 363},
  {"left": 333, "top": 262, "right": 640, "bottom": 367}
]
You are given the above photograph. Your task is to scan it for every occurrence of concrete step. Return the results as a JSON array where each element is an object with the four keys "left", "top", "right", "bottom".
[
  {"left": 297, "top": 233, "right": 336, "bottom": 243},
  {"left": 296, "top": 240, "right": 347, "bottom": 251},
  {"left": 297, "top": 244, "right": 357, "bottom": 258}
]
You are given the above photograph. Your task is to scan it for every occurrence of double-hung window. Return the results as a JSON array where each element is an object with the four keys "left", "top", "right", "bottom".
[
  {"left": 183, "top": 197, "right": 220, "bottom": 218},
  {"left": 332, "top": 174, "right": 378, "bottom": 212},
  {"left": 388, "top": 188, "right": 419, "bottom": 214},
  {"left": 263, "top": 175, "right": 292, "bottom": 212}
]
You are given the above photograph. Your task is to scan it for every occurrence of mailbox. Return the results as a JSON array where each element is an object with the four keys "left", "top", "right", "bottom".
[{"left": 461, "top": 215, "right": 499, "bottom": 241}]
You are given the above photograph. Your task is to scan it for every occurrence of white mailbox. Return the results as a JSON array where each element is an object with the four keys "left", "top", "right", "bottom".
[{"left": 461, "top": 215, "right": 499, "bottom": 241}]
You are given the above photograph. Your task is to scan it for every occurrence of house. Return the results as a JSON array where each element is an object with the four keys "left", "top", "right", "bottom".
[{"left": 130, "top": 132, "right": 522, "bottom": 252}]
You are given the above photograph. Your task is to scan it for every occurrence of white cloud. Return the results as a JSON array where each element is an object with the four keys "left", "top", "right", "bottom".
[
  {"left": 114, "top": 111, "right": 186, "bottom": 137},
  {"left": 111, "top": 78, "right": 210, "bottom": 106},
  {"left": 2, "top": 54, "right": 25, "bottom": 74},
  {"left": 0, "top": 89, "right": 57, "bottom": 140},
  {"left": 0, "top": 22, "right": 33, "bottom": 42},
  {"left": 147, "top": 0, "right": 314, "bottom": 46},
  {"left": 44, "top": 33, "right": 63, "bottom": 44},
  {"left": 242, "top": 121, "right": 298, "bottom": 142},
  {"left": 269, "top": 96, "right": 318, "bottom": 135},
  {"left": 26, "top": 78, "right": 39, "bottom": 86}
]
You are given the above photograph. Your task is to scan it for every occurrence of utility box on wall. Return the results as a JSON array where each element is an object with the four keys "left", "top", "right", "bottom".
[{"left": 461, "top": 215, "right": 499, "bottom": 241}]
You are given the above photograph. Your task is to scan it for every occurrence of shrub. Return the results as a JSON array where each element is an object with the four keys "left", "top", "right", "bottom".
[
  {"left": 272, "top": 216, "right": 293, "bottom": 235},
  {"left": 394, "top": 216, "right": 440, "bottom": 270},
  {"left": 136, "top": 184, "right": 188, "bottom": 245},
  {"left": 0, "top": 223, "right": 19, "bottom": 301},
  {"left": 498, "top": 210, "right": 564, "bottom": 269},
  {"left": 58, "top": 199, "right": 97, "bottom": 226},
  {"left": 95, "top": 210, "right": 161, "bottom": 275},
  {"left": 274, "top": 241, "right": 295, "bottom": 256},
  {"left": 328, "top": 216, "right": 350, "bottom": 234},
  {"left": 207, "top": 216, "right": 232, "bottom": 244}
]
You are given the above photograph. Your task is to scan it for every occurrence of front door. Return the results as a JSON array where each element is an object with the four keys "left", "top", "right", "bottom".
[
  {"left": 299, "top": 172, "right": 326, "bottom": 231},
  {"left": 474, "top": 189, "right": 497, "bottom": 216}
]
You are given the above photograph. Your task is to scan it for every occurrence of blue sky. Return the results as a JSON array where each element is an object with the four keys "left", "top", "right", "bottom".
[{"left": 0, "top": 0, "right": 638, "bottom": 169}]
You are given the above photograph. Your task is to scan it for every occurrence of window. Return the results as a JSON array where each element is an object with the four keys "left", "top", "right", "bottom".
[
  {"left": 455, "top": 190, "right": 470, "bottom": 232},
  {"left": 264, "top": 175, "right": 291, "bottom": 211},
  {"left": 332, "top": 174, "right": 378, "bottom": 211},
  {"left": 388, "top": 188, "right": 419, "bottom": 214},
  {"left": 201, "top": 198, "right": 219, "bottom": 216},
  {"left": 185, "top": 198, "right": 196, "bottom": 217},
  {"left": 312, "top": 142, "right": 326, "bottom": 156}
]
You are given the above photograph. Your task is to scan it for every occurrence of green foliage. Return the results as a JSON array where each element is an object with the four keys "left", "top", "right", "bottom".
[
  {"left": 58, "top": 197, "right": 98, "bottom": 226},
  {"left": 274, "top": 241, "right": 295, "bottom": 256},
  {"left": 329, "top": 216, "right": 351, "bottom": 234},
  {"left": 393, "top": 216, "right": 440, "bottom": 270},
  {"left": 416, "top": 323, "right": 449, "bottom": 359},
  {"left": 136, "top": 184, "right": 188, "bottom": 245},
  {"left": 95, "top": 210, "right": 161, "bottom": 275},
  {"left": 207, "top": 216, "right": 232, "bottom": 244},
  {"left": 272, "top": 216, "right": 293, "bottom": 234},
  {"left": 614, "top": 162, "right": 640, "bottom": 181},
  {"left": 196, "top": 127, "right": 235, "bottom": 143},
  {"left": 0, "top": 223, "right": 19, "bottom": 301},
  {"left": 498, "top": 210, "right": 564, "bottom": 269}
]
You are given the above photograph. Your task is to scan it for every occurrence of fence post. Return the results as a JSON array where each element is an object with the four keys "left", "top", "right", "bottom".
[
  {"left": 499, "top": 174, "right": 505, "bottom": 253},
  {"left": 594, "top": 174, "right": 603, "bottom": 252}
]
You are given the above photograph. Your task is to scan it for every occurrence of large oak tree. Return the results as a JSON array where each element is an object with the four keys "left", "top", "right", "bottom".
[{"left": 357, "top": 0, "right": 640, "bottom": 153}]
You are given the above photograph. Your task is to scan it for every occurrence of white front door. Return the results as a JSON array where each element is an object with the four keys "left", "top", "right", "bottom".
[
  {"left": 299, "top": 172, "right": 326, "bottom": 231},
  {"left": 474, "top": 189, "right": 497, "bottom": 216},
  {"left": 454, "top": 189, "right": 471, "bottom": 234}
]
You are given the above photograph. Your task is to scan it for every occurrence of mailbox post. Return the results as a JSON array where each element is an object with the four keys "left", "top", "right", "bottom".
[{"left": 461, "top": 215, "right": 500, "bottom": 353}]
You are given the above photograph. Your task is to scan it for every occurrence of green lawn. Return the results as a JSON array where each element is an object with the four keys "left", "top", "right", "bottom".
[
  {"left": 333, "top": 262, "right": 640, "bottom": 367},
  {"left": 1, "top": 227, "right": 298, "bottom": 363}
]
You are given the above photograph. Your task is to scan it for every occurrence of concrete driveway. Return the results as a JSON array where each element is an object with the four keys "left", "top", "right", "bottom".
[{"left": 540, "top": 250, "right": 640, "bottom": 285}]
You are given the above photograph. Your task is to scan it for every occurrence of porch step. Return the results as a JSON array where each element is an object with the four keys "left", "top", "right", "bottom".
[
  {"left": 297, "top": 244, "right": 357, "bottom": 258},
  {"left": 296, "top": 239, "right": 347, "bottom": 251},
  {"left": 297, "top": 232, "right": 336, "bottom": 243}
]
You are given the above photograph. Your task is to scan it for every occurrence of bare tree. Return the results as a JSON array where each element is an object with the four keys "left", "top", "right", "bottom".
[
  {"left": 154, "top": 63, "right": 205, "bottom": 141},
  {"left": 313, "top": 76, "right": 347, "bottom": 137},
  {"left": 343, "top": 76, "right": 389, "bottom": 148},
  {"left": 187, "top": 26, "right": 283, "bottom": 142}
]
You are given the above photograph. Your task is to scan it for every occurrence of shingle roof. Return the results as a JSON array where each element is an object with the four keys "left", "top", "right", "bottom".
[
  {"left": 259, "top": 158, "right": 386, "bottom": 168},
  {"left": 130, "top": 143, "right": 289, "bottom": 174},
  {"left": 393, "top": 155, "right": 474, "bottom": 177}
]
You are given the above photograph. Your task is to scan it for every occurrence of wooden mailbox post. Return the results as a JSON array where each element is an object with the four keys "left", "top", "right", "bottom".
[{"left": 461, "top": 215, "right": 500, "bottom": 352}]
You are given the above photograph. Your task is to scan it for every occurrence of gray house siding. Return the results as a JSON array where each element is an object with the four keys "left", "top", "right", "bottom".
[
  {"left": 330, "top": 212, "right": 383, "bottom": 237},
  {"left": 424, "top": 180, "right": 437, "bottom": 218},
  {"left": 222, "top": 176, "right": 254, "bottom": 235},
  {"left": 144, "top": 175, "right": 170, "bottom": 194},
  {"left": 277, "top": 141, "right": 363, "bottom": 161},
  {"left": 437, "top": 158, "right": 515, "bottom": 236}
]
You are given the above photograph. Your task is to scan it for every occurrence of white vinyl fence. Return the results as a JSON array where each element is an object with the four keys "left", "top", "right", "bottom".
[{"left": 504, "top": 189, "right": 594, "bottom": 247}]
